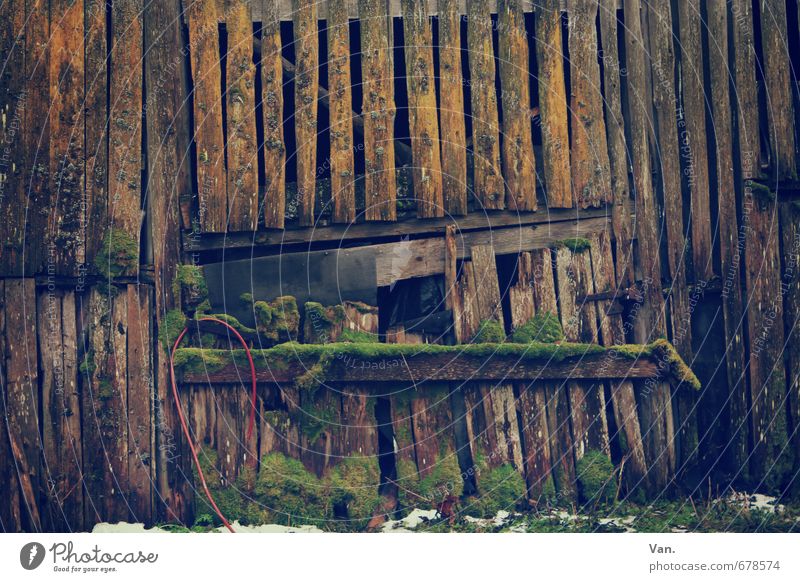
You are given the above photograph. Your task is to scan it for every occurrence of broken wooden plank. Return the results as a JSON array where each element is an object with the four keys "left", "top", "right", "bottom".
[
  {"left": 402, "top": 0, "right": 445, "bottom": 218},
  {"left": 293, "top": 0, "right": 319, "bottom": 226},
  {"left": 360, "top": 0, "right": 398, "bottom": 221},
  {"left": 261, "top": 0, "right": 287, "bottom": 229},
  {"left": 186, "top": 0, "right": 228, "bottom": 233},
  {"left": 467, "top": 0, "right": 504, "bottom": 210},
  {"left": 438, "top": 0, "right": 468, "bottom": 215},
  {"left": 536, "top": 0, "right": 572, "bottom": 208},
  {"left": 567, "top": 0, "right": 611, "bottom": 209},
  {"left": 327, "top": 0, "right": 356, "bottom": 224},
  {"left": 226, "top": 0, "right": 260, "bottom": 231},
  {"left": 498, "top": 0, "right": 537, "bottom": 211}
]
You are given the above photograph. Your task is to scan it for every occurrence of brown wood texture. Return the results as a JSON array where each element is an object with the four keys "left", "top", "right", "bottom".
[
  {"left": 360, "top": 0, "right": 397, "bottom": 221},
  {"left": 0, "top": 281, "right": 23, "bottom": 531},
  {"left": 186, "top": 0, "right": 227, "bottom": 233},
  {"left": 779, "top": 202, "right": 800, "bottom": 478},
  {"left": 536, "top": 0, "right": 572, "bottom": 208},
  {"left": 498, "top": 0, "right": 537, "bottom": 211},
  {"left": 706, "top": 0, "right": 748, "bottom": 471},
  {"left": 261, "top": 0, "right": 287, "bottom": 229},
  {"left": 293, "top": 0, "right": 319, "bottom": 226},
  {"left": 438, "top": 0, "right": 468, "bottom": 215},
  {"left": 469, "top": 244, "right": 505, "bottom": 327},
  {"left": 467, "top": 0, "right": 505, "bottom": 210},
  {"left": 567, "top": 0, "right": 611, "bottom": 209},
  {"left": 226, "top": 0, "right": 260, "bottom": 231},
  {"left": 677, "top": 0, "right": 713, "bottom": 283},
  {"left": 402, "top": 0, "right": 444, "bottom": 218},
  {"left": 730, "top": 0, "right": 760, "bottom": 178},
  {"left": 327, "top": 0, "right": 356, "bottom": 224},
  {"left": 108, "top": 0, "right": 144, "bottom": 260}
]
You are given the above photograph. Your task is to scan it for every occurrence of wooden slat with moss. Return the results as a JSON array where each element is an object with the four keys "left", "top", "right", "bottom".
[{"left": 261, "top": 0, "right": 286, "bottom": 228}]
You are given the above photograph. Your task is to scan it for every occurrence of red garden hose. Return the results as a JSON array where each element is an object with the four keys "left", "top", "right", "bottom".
[{"left": 168, "top": 316, "right": 258, "bottom": 533}]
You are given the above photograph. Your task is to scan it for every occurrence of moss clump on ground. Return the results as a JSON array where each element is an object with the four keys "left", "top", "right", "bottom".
[
  {"left": 472, "top": 319, "right": 506, "bottom": 344},
  {"left": 471, "top": 464, "right": 527, "bottom": 518},
  {"left": 94, "top": 230, "right": 139, "bottom": 278},
  {"left": 510, "top": 312, "right": 564, "bottom": 344},
  {"left": 328, "top": 457, "right": 382, "bottom": 530},
  {"left": 193, "top": 450, "right": 269, "bottom": 526},
  {"left": 254, "top": 452, "right": 329, "bottom": 527},
  {"left": 551, "top": 237, "right": 591, "bottom": 254},
  {"left": 576, "top": 450, "right": 616, "bottom": 507},
  {"left": 159, "top": 309, "right": 187, "bottom": 351},
  {"left": 339, "top": 327, "right": 379, "bottom": 343}
]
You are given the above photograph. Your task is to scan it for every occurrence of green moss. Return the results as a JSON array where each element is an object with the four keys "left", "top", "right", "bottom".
[
  {"left": 254, "top": 452, "right": 329, "bottom": 526},
  {"left": 79, "top": 350, "right": 96, "bottom": 376},
  {"left": 576, "top": 450, "right": 616, "bottom": 506},
  {"left": 250, "top": 296, "right": 300, "bottom": 342},
  {"left": 613, "top": 339, "right": 701, "bottom": 390},
  {"left": 510, "top": 312, "right": 564, "bottom": 344},
  {"left": 472, "top": 319, "right": 506, "bottom": 344},
  {"left": 193, "top": 449, "right": 269, "bottom": 526},
  {"left": 159, "top": 309, "right": 187, "bottom": 352},
  {"left": 173, "top": 264, "right": 208, "bottom": 305},
  {"left": 201, "top": 312, "right": 257, "bottom": 336},
  {"left": 471, "top": 464, "right": 527, "bottom": 518},
  {"left": 339, "top": 328, "right": 378, "bottom": 343},
  {"left": 551, "top": 237, "right": 592, "bottom": 254},
  {"left": 94, "top": 230, "right": 139, "bottom": 278},
  {"left": 328, "top": 457, "right": 382, "bottom": 530},
  {"left": 749, "top": 181, "right": 775, "bottom": 204},
  {"left": 171, "top": 348, "right": 230, "bottom": 377}
]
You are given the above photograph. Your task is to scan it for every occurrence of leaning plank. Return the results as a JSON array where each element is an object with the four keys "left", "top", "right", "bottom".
[
  {"left": 108, "top": 0, "right": 144, "bottom": 262},
  {"left": 706, "top": 0, "right": 748, "bottom": 471},
  {"left": 467, "top": 0, "right": 505, "bottom": 210},
  {"left": 438, "top": 0, "right": 468, "bottom": 215},
  {"left": 186, "top": 0, "right": 227, "bottom": 232},
  {"left": 360, "top": 0, "right": 397, "bottom": 221},
  {"left": 327, "top": 0, "right": 356, "bottom": 224},
  {"left": 49, "top": 0, "right": 86, "bottom": 276},
  {"left": 469, "top": 244, "right": 505, "bottom": 327},
  {"left": 261, "top": 0, "right": 287, "bottom": 228},
  {"left": 293, "top": 0, "right": 319, "bottom": 226},
  {"left": 402, "top": 0, "right": 445, "bottom": 218},
  {"left": 567, "top": 0, "right": 611, "bottom": 209},
  {"left": 536, "top": 0, "right": 572, "bottom": 208},
  {"left": 758, "top": 0, "right": 797, "bottom": 180},
  {"left": 677, "top": 0, "right": 713, "bottom": 283},
  {"left": 226, "top": 0, "right": 260, "bottom": 231},
  {"left": 498, "top": 0, "right": 537, "bottom": 211}
]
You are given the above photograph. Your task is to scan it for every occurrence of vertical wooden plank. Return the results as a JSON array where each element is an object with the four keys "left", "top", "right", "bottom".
[
  {"left": 466, "top": 0, "right": 504, "bottom": 210},
  {"left": 85, "top": 0, "right": 109, "bottom": 268},
  {"left": 780, "top": 202, "right": 800, "bottom": 481},
  {"left": 293, "top": 0, "right": 319, "bottom": 226},
  {"left": 39, "top": 289, "right": 83, "bottom": 531},
  {"left": 144, "top": 0, "right": 193, "bottom": 523},
  {"left": 706, "top": 0, "right": 748, "bottom": 472},
  {"left": 758, "top": 0, "right": 797, "bottom": 180},
  {"left": 226, "top": 0, "right": 259, "bottom": 231},
  {"left": 567, "top": 0, "right": 611, "bottom": 209},
  {"left": 444, "top": 224, "right": 463, "bottom": 343},
  {"left": 731, "top": 0, "right": 760, "bottom": 176},
  {"left": 535, "top": 0, "right": 572, "bottom": 208},
  {"left": 109, "top": 0, "right": 144, "bottom": 261},
  {"left": 402, "top": 0, "right": 444, "bottom": 218},
  {"left": 545, "top": 381, "right": 577, "bottom": 499},
  {"left": 498, "top": 0, "right": 537, "bottom": 212},
  {"left": 677, "top": 0, "right": 713, "bottom": 283},
  {"left": 127, "top": 285, "right": 152, "bottom": 522},
  {"left": 186, "top": 0, "right": 227, "bottom": 233},
  {"left": 261, "top": 0, "right": 286, "bottom": 228},
  {"left": 438, "top": 0, "right": 468, "bottom": 215},
  {"left": 469, "top": 244, "right": 504, "bottom": 327},
  {"left": 4, "top": 279, "right": 42, "bottom": 530},
  {"left": 360, "top": 0, "right": 397, "bottom": 221},
  {"left": 49, "top": 0, "right": 86, "bottom": 276},
  {"left": 327, "top": 0, "right": 356, "bottom": 224},
  {"left": 598, "top": 0, "right": 633, "bottom": 286}
]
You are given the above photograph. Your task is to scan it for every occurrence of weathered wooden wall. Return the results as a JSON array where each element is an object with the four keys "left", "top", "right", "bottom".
[{"left": 0, "top": 0, "right": 798, "bottom": 531}]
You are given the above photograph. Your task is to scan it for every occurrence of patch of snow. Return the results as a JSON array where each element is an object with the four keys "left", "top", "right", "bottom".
[
  {"left": 91, "top": 521, "right": 323, "bottom": 534},
  {"left": 724, "top": 491, "right": 785, "bottom": 514},
  {"left": 381, "top": 509, "right": 439, "bottom": 532},
  {"left": 463, "top": 510, "right": 513, "bottom": 528},
  {"left": 597, "top": 515, "right": 636, "bottom": 532}
]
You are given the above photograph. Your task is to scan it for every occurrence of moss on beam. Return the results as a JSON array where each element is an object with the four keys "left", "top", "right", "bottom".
[{"left": 611, "top": 338, "right": 701, "bottom": 390}]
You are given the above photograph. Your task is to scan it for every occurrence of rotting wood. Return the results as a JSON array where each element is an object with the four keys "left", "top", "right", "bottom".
[
  {"left": 467, "top": 0, "right": 505, "bottom": 210},
  {"left": 261, "top": 0, "right": 287, "bottom": 229},
  {"left": 226, "top": 0, "right": 259, "bottom": 231},
  {"left": 109, "top": 0, "right": 144, "bottom": 261},
  {"left": 758, "top": 0, "right": 797, "bottom": 181},
  {"left": 730, "top": 0, "right": 760, "bottom": 178},
  {"left": 677, "top": 0, "right": 713, "bottom": 283},
  {"left": 779, "top": 202, "right": 800, "bottom": 481},
  {"left": 293, "top": 0, "right": 319, "bottom": 227},
  {"left": 186, "top": 0, "right": 227, "bottom": 233},
  {"left": 536, "top": 0, "right": 572, "bottom": 208},
  {"left": 438, "top": 0, "right": 468, "bottom": 215},
  {"left": 469, "top": 244, "right": 505, "bottom": 327},
  {"left": 327, "top": 0, "right": 356, "bottom": 224},
  {"left": 567, "top": 0, "right": 611, "bottom": 209},
  {"left": 402, "top": 0, "right": 445, "bottom": 218},
  {"left": 706, "top": 0, "right": 748, "bottom": 472},
  {"left": 444, "top": 225, "right": 463, "bottom": 343},
  {"left": 0, "top": 290, "right": 23, "bottom": 531},
  {"left": 360, "top": 0, "right": 397, "bottom": 221},
  {"left": 598, "top": 0, "right": 633, "bottom": 286},
  {"left": 498, "top": 0, "right": 537, "bottom": 212}
]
